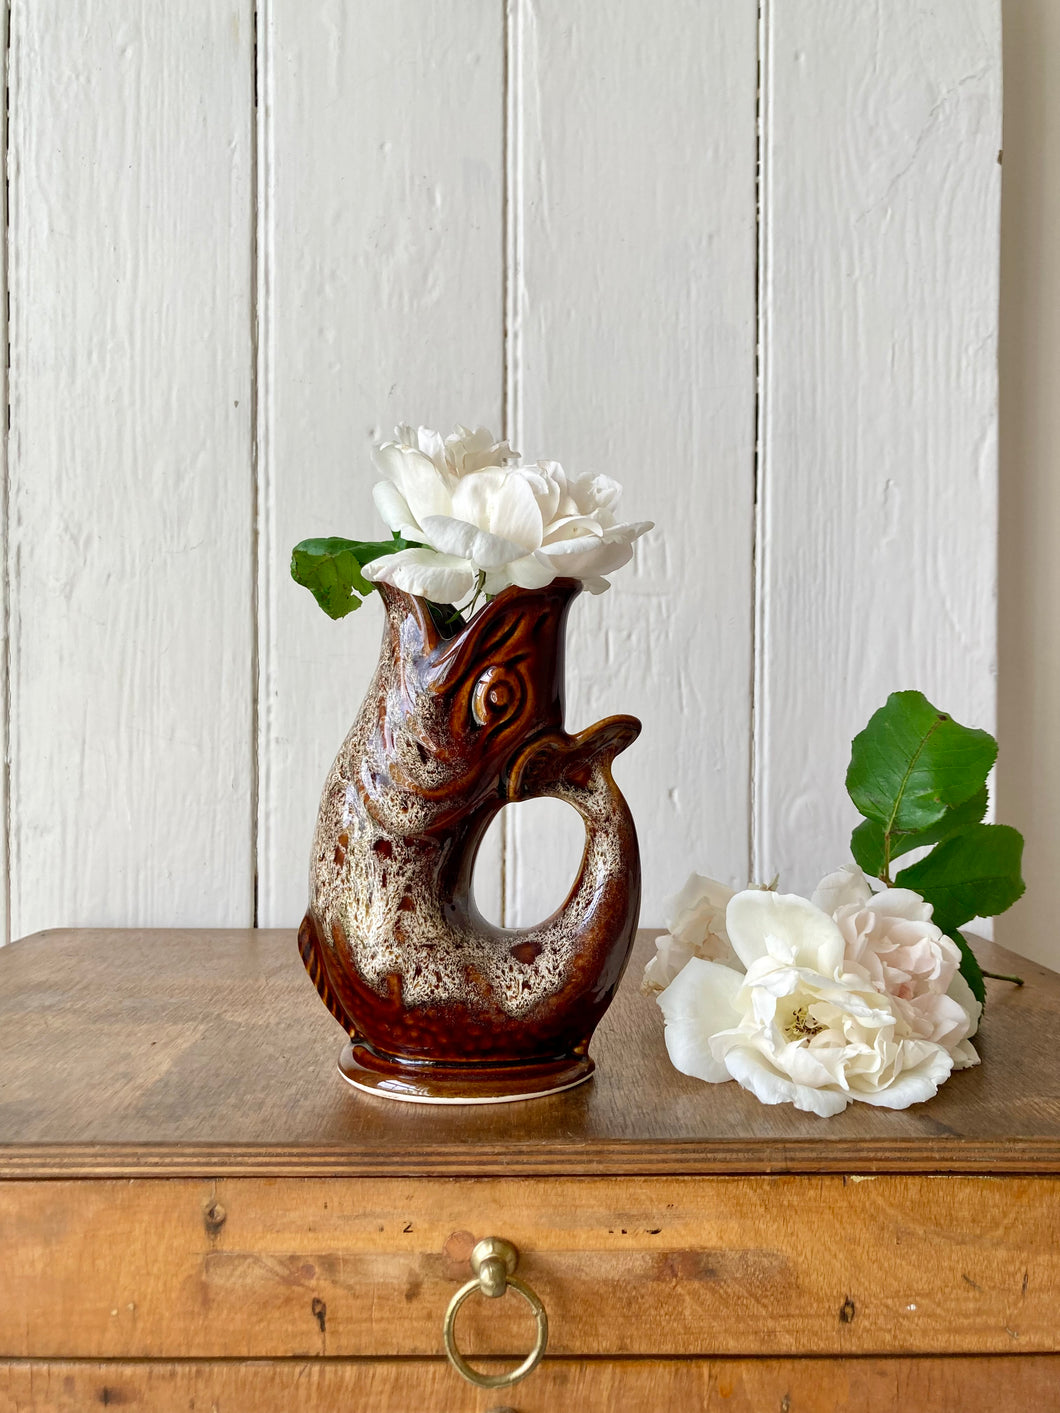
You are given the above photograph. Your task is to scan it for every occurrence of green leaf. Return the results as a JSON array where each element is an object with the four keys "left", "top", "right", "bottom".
[
  {"left": 290, "top": 536, "right": 411, "bottom": 620},
  {"left": 850, "top": 817, "right": 887, "bottom": 875},
  {"left": 850, "top": 786, "right": 990, "bottom": 878},
  {"left": 948, "top": 929, "right": 987, "bottom": 1009},
  {"left": 895, "top": 823, "right": 1026, "bottom": 933},
  {"left": 846, "top": 691, "right": 996, "bottom": 835}
]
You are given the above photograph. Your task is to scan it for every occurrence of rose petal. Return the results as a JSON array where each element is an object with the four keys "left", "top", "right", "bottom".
[
  {"left": 665, "top": 873, "right": 735, "bottom": 945},
  {"left": 852, "top": 1046, "right": 953, "bottom": 1108},
  {"left": 451, "top": 469, "right": 544, "bottom": 552},
  {"left": 412, "top": 425, "right": 448, "bottom": 474},
  {"left": 374, "top": 444, "right": 453, "bottom": 523},
  {"left": 950, "top": 1038, "right": 981, "bottom": 1070},
  {"left": 372, "top": 480, "right": 419, "bottom": 538},
  {"left": 361, "top": 548, "right": 476, "bottom": 605},
  {"left": 574, "top": 522, "right": 649, "bottom": 573},
  {"left": 481, "top": 554, "right": 556, "bottom": 595},
  {"left": 569, "top": 471, "right": 623, "bottom": 520},
  {"left": 641, "top": 935, "right": 698, "bottom": 995},
  {"left": 726, "top": 890, "right": 846, "bottom": 974},
  {"left": 811, "top": 864, "right": 872, "bottom": 915},
  {"left": 868, "top": 888, "right": 935, "bottom": 924},
  {"left": 444, "top": 425, "right": 518, "bottom": 474},
  {"left": 541, "top": 516, "right": 605, "bottom": 546},
  {"left": 517, "top": 466, "right": 563, "bottom": 524},
  {"left": 418, "top": 514, "right": 527, "bottom": 571},
  {"left": 542, "top": 536, "right": 635, "bottom": 580},
  {"left": 898, "top": 990, "right": 973, "bottom": 1049},
  {"left": 722, "top": 1045, "right": 851, "bottom": 1116},
  {"left": 656, "top": 958, "right": 743, "bottom": 1084},
  {"left": 946, "top": 968, "right": 982, "bottom": 1036}
]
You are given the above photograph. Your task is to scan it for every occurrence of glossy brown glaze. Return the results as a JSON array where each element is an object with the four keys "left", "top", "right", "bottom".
[{"left": 298, "top": 577, "right": 642, "bottom": 1099}]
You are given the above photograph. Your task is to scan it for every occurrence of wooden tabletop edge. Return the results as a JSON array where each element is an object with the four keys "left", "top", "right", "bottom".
[{"left": 4, "top": 1138, "right": 1060, "bottom": 1180}]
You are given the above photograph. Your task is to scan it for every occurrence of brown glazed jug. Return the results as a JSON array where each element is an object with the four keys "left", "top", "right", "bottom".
[{"left": 298, "top": 576, "right": 642, "bottom": 1102}]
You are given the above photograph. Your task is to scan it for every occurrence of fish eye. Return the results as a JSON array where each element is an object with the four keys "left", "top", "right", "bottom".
[{"left": 472, "top": 665, "right": 526, "bottom": 727}]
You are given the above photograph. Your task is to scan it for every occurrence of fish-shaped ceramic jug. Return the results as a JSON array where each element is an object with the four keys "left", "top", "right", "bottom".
[{"left": 298, "top": 576, "right": 642, "bottom": 1102}]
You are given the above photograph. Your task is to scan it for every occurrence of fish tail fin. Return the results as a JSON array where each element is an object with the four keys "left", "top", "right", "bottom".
[{"left": 508, "top": 714, "right": 642, "bottom": 800}]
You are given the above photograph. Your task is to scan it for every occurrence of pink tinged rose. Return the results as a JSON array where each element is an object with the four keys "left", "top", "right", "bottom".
[{"left": 655, "top": 885, "right": 977, "bottom": 1116}]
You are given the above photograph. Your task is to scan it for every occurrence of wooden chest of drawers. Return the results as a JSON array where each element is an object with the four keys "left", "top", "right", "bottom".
[{"left": 2, "top": 928, "right": 1060, "bottom": 1410}]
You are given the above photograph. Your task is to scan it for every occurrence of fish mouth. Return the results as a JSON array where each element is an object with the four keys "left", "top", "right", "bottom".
[{"left": 505, "top": 715, "right": 641, "bottom": 802}]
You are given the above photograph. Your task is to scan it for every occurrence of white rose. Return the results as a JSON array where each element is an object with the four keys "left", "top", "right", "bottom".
[
  {"left": 363, "top": 427, "right": 550, "bottom": 604},
  {"left": 657, "top": 890, "right": 965, "bottom": 1117},
  {"left": 641, "top": 874, "right": 737, "bottom": 995},
  {"left": 361, "top": 425, "right": 652, "bottom": 604},
  {"left": 812, "top": 864, "right": 980, "bottom": 1067}
]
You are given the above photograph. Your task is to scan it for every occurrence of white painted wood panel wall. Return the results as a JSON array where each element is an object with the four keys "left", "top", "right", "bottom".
[{"left": 0, "top": 1, "right": 1001, "bottom": 946}]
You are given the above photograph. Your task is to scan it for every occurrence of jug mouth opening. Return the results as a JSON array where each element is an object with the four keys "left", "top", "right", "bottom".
[
  {"left": 425, "top": 598, "right": 466, "bottom": 641},
  {"left": 388, "top": 575, "right": 582, "bottom": 635}
]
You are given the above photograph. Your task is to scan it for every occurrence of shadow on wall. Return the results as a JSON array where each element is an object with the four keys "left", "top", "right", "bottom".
[{"left": 997, "top": 0, "right": 1060, "bottom": 967}]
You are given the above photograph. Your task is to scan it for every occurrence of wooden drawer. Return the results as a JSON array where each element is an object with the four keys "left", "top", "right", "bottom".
[
  {"left": 7, "top": 927, "right": 1060, "bottom": 1406},
  {"left": 4, "top": 1174, "right": 1060, "bottom": 1361},
  {"left": 3, "top": 1355, "right": 1060, "bottom": 1413}
]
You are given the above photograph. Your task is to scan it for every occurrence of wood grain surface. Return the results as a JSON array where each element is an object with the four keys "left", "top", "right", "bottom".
[
  {"left": 2, "top": 929, "right": 1059, "bottom": 1177},
  {"left": 3, "top": 1174, "right": 1058, "bottom": 1358},
  {"left": 3, "top": 1357, "right": 1059, "bottom": 1413}
]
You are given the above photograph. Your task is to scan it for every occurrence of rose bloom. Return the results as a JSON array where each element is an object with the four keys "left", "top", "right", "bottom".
[
  {"left": 657, "top": 886, "right": 979, "bottom": 1117},
  {"left": 641, "top": 874, "right": 737, "bottom": 996},
  {"left": 812, "top": 863, "right": 981, "bottom": 1066},
  {"left": 361, "top": 424, "right": 652, "bottom": 605}
]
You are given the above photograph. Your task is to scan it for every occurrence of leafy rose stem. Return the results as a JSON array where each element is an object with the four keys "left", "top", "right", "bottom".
[{"left": 847, "top": 691, "right": 1026, "bottom": 997}]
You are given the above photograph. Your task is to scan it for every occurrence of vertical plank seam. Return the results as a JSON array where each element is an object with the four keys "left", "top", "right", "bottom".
[
  {"left": 751, "top": 0, "right": 771, "bottom": 886},
  {"left": 989, "top": 0, "right": 1002, "bottom": 741},
  {"left": 253, "top": 0, "right": 273, "bottom": 929},
  {"left": 250, "top": 0, "right": 260, "bottom": 927},
  {"left": 501, "top": 0, "right": 523, "bottom": 928},
  {"left": 0, "top": 0, "right": 10, "bottom": 944}
]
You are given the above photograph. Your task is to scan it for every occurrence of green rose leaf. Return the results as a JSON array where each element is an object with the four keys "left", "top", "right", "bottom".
[
  {"left": 948, "top": 929, "right": 987, "bottom": 1009},
  {"left": 845, "top": 691, "right": 1025, "bottom": 1010},
  {"left": 849, "top": 817, "right": 885, "bottom": 876},
  {"left": 846, "top": 691, "right": 996, "bottom": 835},
  {"left": 290, "top": 536, "right": 411, "bottom": 620},
  {"left": 895, "top": 822, "right": 1026, "bottom": 933},
  {"left": 850, "top": 786, "right": 990, "bottom": 877}
]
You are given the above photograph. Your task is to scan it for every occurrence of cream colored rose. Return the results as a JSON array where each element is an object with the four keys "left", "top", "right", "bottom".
[
  {"left": 657, "top": 889, "right": 973, "bottom": 1117},
  {"left": 361, "top": 424, "right": 652, "bottom": 604}
]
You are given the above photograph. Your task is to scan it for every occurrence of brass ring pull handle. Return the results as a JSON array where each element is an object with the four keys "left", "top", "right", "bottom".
[{"left": 443, "top": 1237, "right": 549, "bottom": 1389}]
